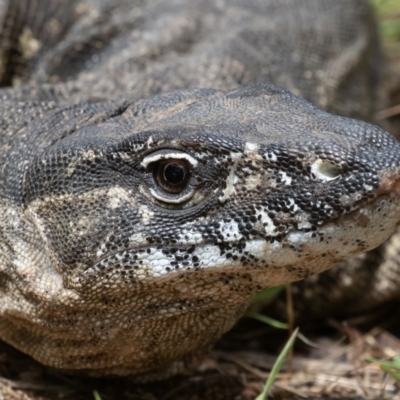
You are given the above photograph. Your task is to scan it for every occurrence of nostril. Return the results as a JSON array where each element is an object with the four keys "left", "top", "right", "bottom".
[{"left": 311, "top": 159, "right": 342, "bottom": 181}]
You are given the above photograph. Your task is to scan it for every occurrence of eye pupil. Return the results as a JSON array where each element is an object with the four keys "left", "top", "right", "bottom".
[{"left": 164, "top": 163, "right": 186, "bottom": 185}]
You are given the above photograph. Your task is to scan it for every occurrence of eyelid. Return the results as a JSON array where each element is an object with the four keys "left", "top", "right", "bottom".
[
  {"left": 141, "top": 152, "right": 198, "bottom": 169},
  {"left": 148, "top": 187, "right": 195, "bottom": 204}
]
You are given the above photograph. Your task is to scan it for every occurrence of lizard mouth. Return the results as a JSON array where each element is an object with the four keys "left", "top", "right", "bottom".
[{"left": 78, "top": 187, "right": 400, "bottom": 294}]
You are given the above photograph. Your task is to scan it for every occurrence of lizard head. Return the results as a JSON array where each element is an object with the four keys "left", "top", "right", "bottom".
[
  {"left": 23, "top": 84, "right": 400, "bottom": 287},
  {"left": 3, "top": 84, "right": 400, "bottom": 374}
]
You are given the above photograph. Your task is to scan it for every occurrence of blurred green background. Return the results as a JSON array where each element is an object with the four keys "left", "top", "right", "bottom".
[{"left": 373, "top": 0, "right": 400, "bottom": 57}]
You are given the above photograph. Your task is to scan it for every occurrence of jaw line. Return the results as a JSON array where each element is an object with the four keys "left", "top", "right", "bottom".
[{"left": 85, "top": 191, "right": 400, "bottom": 287}]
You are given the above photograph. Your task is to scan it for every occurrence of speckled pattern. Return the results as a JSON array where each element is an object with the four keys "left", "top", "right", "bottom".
[{"left": 0, "top": 0, "right": 400, "bottom": 378}]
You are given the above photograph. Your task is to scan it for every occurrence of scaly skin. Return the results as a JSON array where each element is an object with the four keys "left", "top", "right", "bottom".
[{"left": 0, "top": 0, "right": 399, "bottom": 379}]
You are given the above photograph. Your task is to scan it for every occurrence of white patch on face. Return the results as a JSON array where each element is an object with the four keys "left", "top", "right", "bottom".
[
  {"left": 244, "top": 174, "right": 261, "bottom": 190},
  {"left": 244, "top": 142, "right": 264, "bottom": 163},
  {"left": 287, "top": 198, "right": 299, "bottom": 212},
  {"left": 146, "top": 249, "right": 171, "bottom": 275},
  {"left": 256, "top": 209, "right": 277, "bottom": 235},
  {"left": 139, "top": 204, "right": 154, "bottom": 222},
  {"left": 176, "top": 229, "right": 203, "bottom": 244},
  {"left": 230, "top": 152, "right": 243, "bottom": 162},
  {"left": 297, "top": 218, "right": 312, "bottom": 229},
  {"left": 219, "top": 220, "right": 243, "bottom": 241},
  {"left": 81, "top": 149, "right": 99, "bottom": 161},
  {"left": 107, "top": 187, "right": 133, "bottom": 209},
  {"left": 218, "top": 152, "right": 242, "bottom": 202},
  {"left": 245, "top": 142, "right": 259, "bottom": 153},
  {"left": 109, "top": 197, "right": 120, "bottom": 209},
  {"left": 279, "top": 171, "right": 292, "bottom": 185},
  {"left": 146, "top": 136, "right": 154, "bottom": 146},
  {"left": 286, "top": 230, "right": 313, "bottom": 245},
  {"left": 96, "top": 244, "right": 107, "bottom": 258}
]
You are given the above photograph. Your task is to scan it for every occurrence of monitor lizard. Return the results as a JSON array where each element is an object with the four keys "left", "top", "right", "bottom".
[{"left": 1, "top": 0, "right": 400, "bottom": 382}]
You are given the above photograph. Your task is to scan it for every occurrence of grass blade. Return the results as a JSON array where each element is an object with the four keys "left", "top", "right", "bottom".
[
  {"left": 255, "top": 327, "right": 299, "bottom": 400},
  {"left": 366, "top": 356, "right": 400, "bottom": 381},
  {"left": 93, "top": 391, "right": 103, "bottom": 400},
  {"left": 248, "top": 313, "right": 289, "bottom": 330}
]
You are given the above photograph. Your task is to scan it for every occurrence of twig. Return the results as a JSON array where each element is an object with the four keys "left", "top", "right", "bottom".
[{"left": 375, "top": 104, "right": 400, "bottom": 120}]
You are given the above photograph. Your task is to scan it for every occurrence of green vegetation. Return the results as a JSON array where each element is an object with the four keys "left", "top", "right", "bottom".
[
  {"left": 366, "top": 355, "right": 400, "bottom": 381},
  {"left": 248, "top": 312, "right": 289, "bottom": 330},
  {"left": 252, "top": 285, "right": 285, "bottom": 304},
  {"left": 248, "top": 286, "right": 289, "bottom": 329},
  {"left": 255, "top": 327, "right": 299, "bottom": 400},
  {"left": 372, "top": 0, "right": 400, "bottom": 54}
]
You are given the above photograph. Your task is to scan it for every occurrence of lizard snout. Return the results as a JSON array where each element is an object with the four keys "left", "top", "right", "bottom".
[{"left": 377, "top": 168, "right": 400, "bottom": 198}]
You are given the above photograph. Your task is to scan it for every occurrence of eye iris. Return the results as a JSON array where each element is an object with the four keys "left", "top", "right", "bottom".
[{"left": 164, "top": 163, "right": 185, "bottom": 185}]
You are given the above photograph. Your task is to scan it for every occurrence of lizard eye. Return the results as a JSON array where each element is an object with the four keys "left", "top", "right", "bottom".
[
  {"left": 141, "top": 151, "right": 199, "bottom": 204},
  {"left": 155, "top": 160, "right": 189, "bottom": 193}
]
